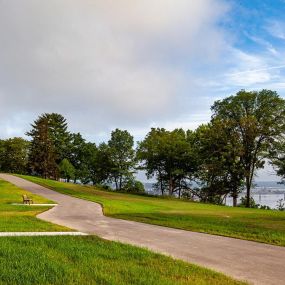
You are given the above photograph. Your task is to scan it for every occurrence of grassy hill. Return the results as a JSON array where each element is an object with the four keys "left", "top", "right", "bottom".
[
  {"left": 19, "top": 175, "right": 285, "bottom": 246},
  {"left": 0, "top": 176, "right": 246, "bottom": 285}
]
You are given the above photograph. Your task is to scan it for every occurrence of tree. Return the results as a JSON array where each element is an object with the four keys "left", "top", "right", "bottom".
[
  {"left": 27, "top": 116, "right": 58, "bottom": 178},
  {"left": 27, "top": 113, "right": 70, "bottom": 179},
  {"left": 87, "top": 142, "right": 113, "bottom": 185},
  {"left": 108, "top": 129, "right": 135, "bottom": 190},
  {"left": 0, "top": 137, "right": 29, "bottom": 174},
  {"left": 211, "top": 90, "right": 285, "bottom": 207},
  {"left": 137, "top": 128, "right": 196, "bottom": 197},
  {"left": 67, "top": 133, "right": 88, "bottom": 183},
  {"left": 42, "top": 113, "right": 70, "bottom": 164},
  {"left": 123, "top": 177, "right": 145, "bottom": 193},
  {"left": 59, "top": 158, "right": 75, "bottom": 182},
  {"left": 193, "top": 121, "right": 244, "bottom": 206}
]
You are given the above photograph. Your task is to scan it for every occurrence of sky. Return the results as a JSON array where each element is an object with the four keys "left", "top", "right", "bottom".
[{"left": 0, "top": 0, "right": 285, "bottom": 180}]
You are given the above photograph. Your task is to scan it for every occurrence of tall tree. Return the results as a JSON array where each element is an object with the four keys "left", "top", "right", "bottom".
[
  {"left": 86, "top": 142, "right": 112, "bottom": 185},
  {"left": 68, "top": 133, "right": 88, "bottom": 183},
  {"left": 108, "top": 129, "right": 135, "bottom": 190},
  {"left": 193, "top": 121, "right": 244, "bottom": 205},
  {"left": 211, "top": 89, "right": 285, "bottom": 207},
  {"left": 27, "top": 116, "right": 57, "bottom": 178},
  {"left": 137, "top": 128, "right": 196, "bottom": 197},
  {"left": 43, "top": 113, "right": 70, "bottom": 164}
]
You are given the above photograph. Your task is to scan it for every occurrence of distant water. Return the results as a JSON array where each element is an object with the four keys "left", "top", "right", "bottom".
[
  {"left": 144, "top": 181, "right": 285, "bottom": 209},
  {"left": 225, "top": 193, "right": 285, "bottom": 209}
]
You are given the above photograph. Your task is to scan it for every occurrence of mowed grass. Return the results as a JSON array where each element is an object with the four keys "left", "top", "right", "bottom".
[
  {"left": 0, "top": 178, "right": 69, "bottom": 232},
  {"left": 0, "top": 235, "right": 246, "bottom": 285},
  {"left": 20, "top": 175, "right": 285, "bottom": 246}
]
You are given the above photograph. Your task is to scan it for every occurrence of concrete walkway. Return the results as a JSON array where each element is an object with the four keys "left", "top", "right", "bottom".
[{"left": 1, "top": 174, "right": 284, "bottom": 285}]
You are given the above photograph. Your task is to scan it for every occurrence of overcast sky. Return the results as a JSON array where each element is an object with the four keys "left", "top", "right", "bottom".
[{"left": 1, "top": 0, "right": 285, "bottom": 180}]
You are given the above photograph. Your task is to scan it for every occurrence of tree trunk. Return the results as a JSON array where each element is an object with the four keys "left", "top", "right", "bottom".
[
  {"left": 119, "top": 176, "right": 122, "bottom": 191},
  {"left": 169, "top": 176, "right": 173, "bottom": 196},
  {"left": 245, "top": 176, "right": 251, "bottom": 207},
  {"left": 160, "top": 179, "right": 164, "bottom": 196},
  {"left": 233, "top": 195, "right": 237, "bottom": 207},
  {"left": 115, "top": 177, "right": 119, "bottom": 191}
]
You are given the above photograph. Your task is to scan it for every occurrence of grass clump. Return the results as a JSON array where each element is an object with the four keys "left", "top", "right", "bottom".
[{"left": 0, "top": 235, "right": 246, "bottom": 285}]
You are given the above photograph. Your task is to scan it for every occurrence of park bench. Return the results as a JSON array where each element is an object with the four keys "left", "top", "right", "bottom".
[{"left": 22, "top": 194, "right": 33, "bottom": 205}]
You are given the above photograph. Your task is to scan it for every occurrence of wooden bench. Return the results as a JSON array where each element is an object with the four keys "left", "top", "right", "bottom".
[{"left": 22, "top": 194, "right": 33, "bottom": 205}]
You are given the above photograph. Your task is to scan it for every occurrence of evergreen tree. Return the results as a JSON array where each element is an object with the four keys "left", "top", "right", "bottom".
[{"left": 27, "top": 116, "right": 57, "bottom": 178}]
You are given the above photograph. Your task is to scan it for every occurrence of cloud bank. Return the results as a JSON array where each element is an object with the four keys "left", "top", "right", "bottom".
[{"left": 0, "top": 0, "right": 228, "bottom": 140}]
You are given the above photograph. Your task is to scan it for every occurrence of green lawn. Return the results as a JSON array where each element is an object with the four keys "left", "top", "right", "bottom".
[
  {"left": 0, "top": 178, "right": 69, "bottom": 232},
  {"left": 0, "top": 235, "right": 246, "bottom": 285},
  {"left": 0, "top": 176, "right": 246, "bottom": 285},
  {"left": 20, "top": 175, "right": 285, "bottom": 246}
]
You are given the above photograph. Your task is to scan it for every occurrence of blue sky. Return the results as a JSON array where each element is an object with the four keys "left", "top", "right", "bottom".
[{"left": 0, "top": 0, "right": 284, "bottom": 180}]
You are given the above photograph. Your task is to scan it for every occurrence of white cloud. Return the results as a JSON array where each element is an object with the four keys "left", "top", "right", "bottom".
[
  {"left": 0, "top": 0, "right": 229, "bottom": 140},
  {"left": 218, "top": 48, "right": 285, "bottom": 90},
  {"left": 266, "top": 20, "right": 285, "bottom": 40}
]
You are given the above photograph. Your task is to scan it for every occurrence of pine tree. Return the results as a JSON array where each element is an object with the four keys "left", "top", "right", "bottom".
[
  {"left": 27, "top": 113, "right": 70, "bottom": 179},
  {"left": 27, "top": 116, "right": 57, "bottom": 178}
]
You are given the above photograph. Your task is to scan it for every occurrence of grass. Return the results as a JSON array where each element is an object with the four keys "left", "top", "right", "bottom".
[
  {"left": 0, "top": 178, "right": 69, "bottom": 232},
  {"left": 0, "top": 235, "right": 246, "bottom": 285},
  {"left": 19, "top": 175, "right": 285, "bottom": 246},
  {"left": 0, "top": 176, "right": 246, "bottom": 284}
]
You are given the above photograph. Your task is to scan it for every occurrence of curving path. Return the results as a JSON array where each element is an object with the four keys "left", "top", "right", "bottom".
[{"left": 1, "top": 174, "right": 285, "bottom": 285}]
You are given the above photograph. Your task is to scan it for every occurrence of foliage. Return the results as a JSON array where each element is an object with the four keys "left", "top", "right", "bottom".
[
  {"left": 211, "top": 90, "right": 285, "bottom": 207},
  {"left": 193, "top": 121, "right": 244, "bottom": 206},
  {"left": 122, "top": 178, "right": 145, "bottom": 193},
  {"left": 59, "top": 159, "right": 75, "bottom": 182},
  {"left": 27, "top": 115, "right": 58, "bottom": 178},
  {"left": 44, "top": 113, "right": 70, "bottom": 164},
  {"left": 0, "top": 137, "right": 29, "bottom": 174},
  {"left": 239, "top": 197, "right": 258, "bottom": 208},
  {"left": 137, "top": 128, "right": 196, "bottom": 197},
  {"left": 276, "top": 199, "right": 285, "bottom": 211},
  {"left": 108, "top": 129, "right": 136, "bottom": 190},
  {"left": 67, "top": 133, "right": 88, "bottom": 183}
]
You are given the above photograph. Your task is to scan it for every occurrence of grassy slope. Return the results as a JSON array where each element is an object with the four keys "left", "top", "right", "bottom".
[
  {"left": 0, "top": 178, "right": 69, "bottom": 232},
  {"left": 0, "top": 177, "right": 245, "bottom": 285},
  {"left": 0, "top": 236, "right": 246, "bottom": 285},
  {"left": 20, "top": 175, "right": 285, "bottom": 246}
]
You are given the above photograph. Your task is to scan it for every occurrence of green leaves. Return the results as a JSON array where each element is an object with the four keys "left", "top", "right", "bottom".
[
  {"left": 137, "top": 128, "right": 196, "bottom": 196},
  {"left": 211, "top": 89, "right": 285, "bottom": 207}
]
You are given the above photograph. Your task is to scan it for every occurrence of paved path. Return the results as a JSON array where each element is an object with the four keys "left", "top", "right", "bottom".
[{"left": 1, "top": 174, "right": 285, "bottom": 285}]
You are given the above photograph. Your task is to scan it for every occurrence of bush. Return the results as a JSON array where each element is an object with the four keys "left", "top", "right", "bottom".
[
  {"left": 238, "top": 196, "right": 259, "bottom": 208},
  {"left": 276, "top": 199, "right": 285, "bottom": 211},
  {"left": 122, "top": 179, "right": 145, "bottom": 194}
]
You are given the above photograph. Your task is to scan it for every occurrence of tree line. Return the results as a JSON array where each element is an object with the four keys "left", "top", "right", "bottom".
[{"left": 1, "top": 89, "right": 285, "bottom": 207}]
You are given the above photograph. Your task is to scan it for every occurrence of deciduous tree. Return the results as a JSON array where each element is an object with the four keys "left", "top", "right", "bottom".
[{"left": 211, "top": 90, "right": 285, "bottom": 207}]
